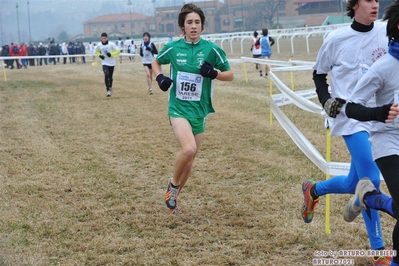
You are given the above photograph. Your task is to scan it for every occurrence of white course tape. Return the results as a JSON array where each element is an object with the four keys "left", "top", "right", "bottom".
[{"left": 268, "top": 67, "right": 385, "bottom": 179}]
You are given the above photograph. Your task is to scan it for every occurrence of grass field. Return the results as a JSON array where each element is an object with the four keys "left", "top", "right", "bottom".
[{"left": 0, "top": 38, "right": 395, "bottom": 265}]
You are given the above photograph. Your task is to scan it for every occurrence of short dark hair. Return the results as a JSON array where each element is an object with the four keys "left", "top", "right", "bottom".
[
  {"left": 178, "top": 3, "right": 205, "bottom": 33},
  {"left": 383, "top": 0, "right": 399, "bottom": 41},
  {"left": 101, "top": 32, "right": 107, "bottom": 37},
  {"left": 254, "top": 31, "right": 258, "bottom": 38},
  {"left": 262, "top": 28, "right": 268, "bottom": 36},
  {"left": 346, "top": 0, "right": 358, "bottom": 18},
  {"left": 143, "top": 32, "right": 151, "bottom": 38}
]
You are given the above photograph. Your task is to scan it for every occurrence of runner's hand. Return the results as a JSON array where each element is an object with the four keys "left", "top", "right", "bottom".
[
  {"left": 200, "top": 61, "right": 218, "bottom": 79},
  {"left": 156, "top": 74, "right": 173, "bottom": 92},
  {"left": 324, "top": 98, "right": 346, "bottom": 118}
]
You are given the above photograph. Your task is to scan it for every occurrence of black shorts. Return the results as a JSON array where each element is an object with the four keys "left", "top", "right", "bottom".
[{"left": 143, "top": 63, "right": 152, "bottom": 70}]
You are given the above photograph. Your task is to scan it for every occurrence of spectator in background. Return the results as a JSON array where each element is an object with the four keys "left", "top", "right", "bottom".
[
  {"left": 67, "top": 42, "right": 74, "bottom": 63},
  {"left": 9, "top": 42, "right": 22, "bottom": 69},
  {"left": 27, "top": 43, "right": 36, "bottom": 67},
  {"left": 57, "top": 43, "right": 61, "bottom": 63},
  {"left": 61, "top": 42, "right": 68, "bottom": 64},
  {"left": 75, "top": 42, "right": 83, "bottom": 64},
  {"left": 48, "top": 41, "right": 57, "bottom": 65},
  {"left": 19, "top": 43, "right": 28, "bottom": 68},
  {"left": 1, "top": 44, "right": 11, "bottom": 68},
  {"left": 38, "top": 43, "right": 48, "bottom": 66},
  {"left": 80, "top": 42, "right": 86, "bottom": 64}
]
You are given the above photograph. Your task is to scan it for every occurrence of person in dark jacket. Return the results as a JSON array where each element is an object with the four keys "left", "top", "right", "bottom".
[
  {"left": 1, "top": 44, "right": 12, "bottom": 68},
  {"left": 48, "top": 41, "right": 58, "bottom": 65},
  {"left": 27, "top": 43, "right": 36, "bottom": 67},
  {"left": 67, "top": 42, "right": 75, "bottom": 63},
  {"left": 38, "top": 43, "right": 47, "bottom": 66}
]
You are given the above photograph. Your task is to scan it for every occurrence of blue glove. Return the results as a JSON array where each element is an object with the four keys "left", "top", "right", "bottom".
[
  {"left": 156, "top": 74, "right": 173, "bottom": 92},
  {"left": 200, "top": 61, "right": 218, "bottom": 79},
  {"left": 99, "top": 55, "right": 105, "bottom": 60},
  {"left": 106, "top": 52, "right": 111, "bottom": 57},
  {"left": 145, "top": 46, "right": 152, "bottom": 51}
]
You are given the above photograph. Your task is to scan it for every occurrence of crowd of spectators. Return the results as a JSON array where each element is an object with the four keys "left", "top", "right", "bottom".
[
  {"left": 1, "top": 37, "right": 139, "bottom": 70},
  {"left": 0, "top": 40, "right": 97, "bottom": 69}
]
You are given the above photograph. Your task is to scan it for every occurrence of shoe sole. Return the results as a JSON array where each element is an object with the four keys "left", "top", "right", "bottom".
[
  {"left": 343, "top": 177, "right": 376, "bottom": 222},
  {"left": 302, "top": 180, "right": 319, "bottom": 223},
  {"left": 165, "top": 179, "right": 178, "bottom": 209},
  {"left": 170, "top": 206, "right": 183, "bottom": 215}
]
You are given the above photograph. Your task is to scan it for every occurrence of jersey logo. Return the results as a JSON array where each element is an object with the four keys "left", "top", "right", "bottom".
[
  {"left": 176, "top": 59, "right": 187, "bottom": 66},
  {"left": 197, "top": 58, "right": 205, "bottom": 68}
]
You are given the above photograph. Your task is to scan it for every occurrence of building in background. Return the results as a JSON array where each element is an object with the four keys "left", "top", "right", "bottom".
[
  {"left": 83, "top": 0, "right": 349, "bottom": 38},
  {"left": 83, "top": 13, "right": 149, "bottom": 39}
]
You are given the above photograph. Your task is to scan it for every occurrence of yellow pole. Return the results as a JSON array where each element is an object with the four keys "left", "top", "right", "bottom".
[
  {"left": 325, "top": 128, "right": 331, "bottom": 235},
  {"left": 290, "top": 71, "right": 295, "bottom": 91},
  {"left": 269, "top": 77, "right": 273, "bottom": 125},
  {"left": 243, "top": 62, "right": 248, "bottom": 83},
  {"left": 289, "top": 58, "right": 295, "bottom": 91},
  {"left": 2, "top": 60, "right": 7, "bottom": 82}
]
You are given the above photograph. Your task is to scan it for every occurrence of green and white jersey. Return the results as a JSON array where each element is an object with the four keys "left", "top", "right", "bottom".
[{"left": 156, "top": 37, "right": 230, "bottom": 119}]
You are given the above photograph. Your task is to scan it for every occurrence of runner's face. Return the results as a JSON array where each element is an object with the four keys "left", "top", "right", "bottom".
[
  {"left": 353, "top": 0, "right": 379, "bottom": 25},
  {"left": 101, "top": 36, "right": 108, "bottom": 43},
  {"left": 183, "top": 12, "right": 202, "bottom": 43},
  {"left": 143, "top": 36, "right": 149, "bottom": 42}
]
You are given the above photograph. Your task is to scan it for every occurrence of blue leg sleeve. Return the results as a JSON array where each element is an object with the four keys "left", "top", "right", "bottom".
[
  {"left": 315, "top": 132, "right": 380, "bottom": 196},
  {"left": 362, "top": 208, "right": 384, "bottom": 250},
  {"left": 365, "top": 193, "right": 395, "bottom": 218},
  {"left": 315, "top": 131, "right": 384, "bottom": 249}
]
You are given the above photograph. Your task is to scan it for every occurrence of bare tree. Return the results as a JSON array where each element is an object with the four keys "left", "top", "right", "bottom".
[{"left": 253, "top": 0, "right": 286, "bottom": 27}]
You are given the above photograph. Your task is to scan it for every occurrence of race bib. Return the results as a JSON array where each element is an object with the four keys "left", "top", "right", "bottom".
[{"left": 176, "top": 71, "right": 203, "bottom": 101}]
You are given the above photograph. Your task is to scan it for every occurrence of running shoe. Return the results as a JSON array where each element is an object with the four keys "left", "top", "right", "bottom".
[
  {"left": 106, "top": 90, "right": 111, "bottom": 97},
  {"left": 169, "top": 205, "right": 183, "bottom": 215},
  {"left": 343, "top": 177, "right": 376, "bottom": 222},
  {"left": 372, "top": 254, "right": 392, "bottom": 266},
  {"left": 165, "top": 178, "right": 179, "bottom": 210},
  {"left": 302, "top": 180, "right": 319, "bottom": 223},
  {"left": 148, "top": 88, "right": 153, "bottom": 95}
]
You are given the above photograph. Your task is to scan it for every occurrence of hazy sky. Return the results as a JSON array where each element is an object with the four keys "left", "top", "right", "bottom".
[{"left": 0, "top": 0, "right": 187, "bottom": 44}]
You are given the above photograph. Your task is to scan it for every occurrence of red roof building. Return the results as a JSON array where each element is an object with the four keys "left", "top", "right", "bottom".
[{"left": 83, "top": 13, "right": 149, "bottom": 38}]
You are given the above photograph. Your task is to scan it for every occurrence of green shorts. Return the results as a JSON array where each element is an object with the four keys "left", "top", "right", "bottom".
[{"left": 169, "top": 114, "right": 206, "bottom": 135}]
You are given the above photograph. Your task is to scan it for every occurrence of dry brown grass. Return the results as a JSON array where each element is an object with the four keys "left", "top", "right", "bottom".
[{"left": 0, "top": 38, "right": 395, "bottom": 265}]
